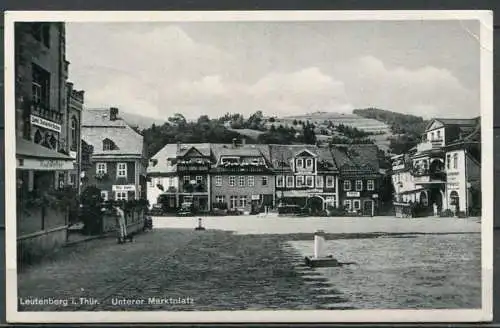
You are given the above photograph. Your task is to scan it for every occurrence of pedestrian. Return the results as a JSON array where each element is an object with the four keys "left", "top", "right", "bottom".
[{"left": 115, "top": 203, "right": 130, "bottom": 243}]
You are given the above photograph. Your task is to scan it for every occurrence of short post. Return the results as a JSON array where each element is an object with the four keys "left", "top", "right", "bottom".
[
  {"left": 314, "top": 230, "right": 326, "bottom": 259},
  {"left": 195, "top": 217, "right": 206, "bottom": 231}
]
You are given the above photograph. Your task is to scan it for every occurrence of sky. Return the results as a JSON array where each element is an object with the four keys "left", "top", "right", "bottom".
[{"left": 65, "top": 20, "right": 481, "bottom": 121}]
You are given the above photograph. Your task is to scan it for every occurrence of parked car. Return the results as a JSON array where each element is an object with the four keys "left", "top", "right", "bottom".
[{"left": 178, "top": 202, "right": 193, "bottom": 217}]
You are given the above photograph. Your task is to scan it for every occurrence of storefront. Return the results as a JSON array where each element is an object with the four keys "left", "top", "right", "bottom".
[{"left": 16, "top": 138, "right": 75, "bottom": 261}]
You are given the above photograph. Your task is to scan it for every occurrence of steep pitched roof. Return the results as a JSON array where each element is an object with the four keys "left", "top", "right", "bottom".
[
  {"left": 268, "top": 144, "right": 319, "bottom": 169},
  {"left": 177, "top": 143, "right": 211, "bottom": 157},
  {"left": 81, "top": 109, "right": 144, "bottom": 156},
  {"left": 329, "top": 144, "right": 380, "bottom": 176},
  {"left": 425, "top": 117, "right": 479, "bottom": 131},
  {"left": 148, "top": 144, "right": 177, "bottom": 174}
]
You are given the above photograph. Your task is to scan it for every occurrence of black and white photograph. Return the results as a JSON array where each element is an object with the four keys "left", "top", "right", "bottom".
[{"left": 4, "top": 10, "right": 493, "bottom": 323}]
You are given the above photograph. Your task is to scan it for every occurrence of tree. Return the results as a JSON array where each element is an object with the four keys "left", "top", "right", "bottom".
[
  {"left": 293, "top": 119, "right": 298, "bottom": 126},
  {"left": 168, "top": 113, "right": 187, "bottom": 127},
  {"left": 268, "top": 117, "right": 276, "bottom": 123}
]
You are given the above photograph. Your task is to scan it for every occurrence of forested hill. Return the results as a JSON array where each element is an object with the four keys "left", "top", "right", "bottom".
[
  {"left": 353, "top": 108, "right": 428, "bottom": 136},
  {"left": 353, "top": 108, "right": 429, "bottom": 155}
]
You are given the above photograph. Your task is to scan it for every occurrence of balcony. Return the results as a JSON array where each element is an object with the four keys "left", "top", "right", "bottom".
[
  {"left": 176, "top": 159, "right": 211, "bottom": 172},
  {"left": 180, "top": 182, "right": 208, "bottom": 193},
  {"left": 214, "top": 162, "right": 269, "bottom": 173},
  {"left": 30, "top": 102, "right": 63, "bottom": 124}
]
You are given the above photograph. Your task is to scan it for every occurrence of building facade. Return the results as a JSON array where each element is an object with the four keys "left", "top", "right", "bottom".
[
  {"left": 391, "top": 118, "right": 481, "bottom": 216},
  {"left": 81, "top": 108, "right": 147, "bottom": 202},
  {"left": 14, "top": 22, "right": 84, "bottom": 258},
  {"left": 146, "top": 144, "right": 178, "bottom": 210},
  {"left": 270, "top": 145, "right": 340, "bottom": 212},
  {"left": 210, "top": 142, "right": 274, "bottom": 213}
]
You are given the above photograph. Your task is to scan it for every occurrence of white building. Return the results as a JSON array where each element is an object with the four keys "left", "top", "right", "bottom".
[
  {"left": 146, "top": 144, "right": 179, "bottom": 209},
  {"left": 391, "top": 117, "right": 480, "bottom": 217}
]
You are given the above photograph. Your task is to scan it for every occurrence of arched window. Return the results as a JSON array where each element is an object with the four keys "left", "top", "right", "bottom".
[
  {"left": 34, "top": 130, "right": 43, "bottom": 144},
  {"left": 102, "top": 138, "right": 118, "bottom": 151},
  {"left": 453, "top": 153, "right": 458, "bottom": 169},
  {"left": 70, "top": 116, "right": 78, "bottom": 151},
  {"left": 49, "top": 135, "right": 57, "bottom": 149}
]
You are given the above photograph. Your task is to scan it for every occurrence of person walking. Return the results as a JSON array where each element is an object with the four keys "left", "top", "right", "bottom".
[{"left": 115, "top": 203, "right": 128, "bottom": 243}]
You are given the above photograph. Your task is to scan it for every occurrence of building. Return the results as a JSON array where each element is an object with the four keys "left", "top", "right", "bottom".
[
  {"left": 269, "top": 145, "right": 340, "bottom": 212},
  {"left": 331, "top": 144, "right": 381, "bottom": 215},
  {"left": 65, "top": 82, "right": 85, "bottom": 193},
  {"left": 14, "top": 22, "right": 84, "bottom": 258},
  {"left": 391, "top": 117, "right": 481, "bottom": 216},
  {"left": 81, "top": 107, "right": 148, "bottom": 202},
  {"left": 210, "top": 141, "right": 274, "bottom": 213},
  {"left": 146, "top": 144, "right": 178, "bottom": 211}
]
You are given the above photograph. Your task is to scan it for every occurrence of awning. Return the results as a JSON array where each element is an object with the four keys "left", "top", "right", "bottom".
[{"left": 16, "top": 137, "right": 74, "bottom": 171}]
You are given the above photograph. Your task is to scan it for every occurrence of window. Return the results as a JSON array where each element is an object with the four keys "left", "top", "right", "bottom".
[
  {"left": 343, "top": 180, "right": 351, "bottom": 191},
  {"left": 355, "top": 180, "right": 363, "bottom": 191},
  {"left": 296, "top": 159, "right": 303, "bottom": 168},
  {"left": 117, "top": 163, "right": 127, "bottom": 178},
  {"left": 31, "top": 23, "right": 50, "bottom": 48},
  {"left": 316, "top": 176, "right": 324, "bottom": 188},
  {"left": 229, "top": 176, "right": 236, "bottom": 186},
  {"left": 437, "top": 130, "right": 441, "bottom": 140},
  {"left": 343, "top": 200, "right": 352, "bottom": 211},
  {"left": 169, "top": 178, "right": 174, "bottom": 187},
  {"left": 101, "top": 191, "right": 108, "bottom": 201},
  {"left": 239, "top": 196, "right": 248, "bottom": 208},
  {"left": 367, "top": 179, "right": 374, "bottom": 191},
  {"left": 296, "top": 175, "right": 305, "bottom": 187},
  {"left": 446, "top": 154, "right": 451, "bottom": 170},
  {"left": 305, "top": 158, "right": 313, "bottom": 168},
  {"left": 69, "top": 174, "right": 77, "bottom": 186},
  {"left": 453, "top": 153, "right": 458, "bottom": 169},
  {"left": 230, "top": 196, "right": 238, "bottom": 208},
  {"left": 305, "top": 176, "right": 314, "bottom": 187},
  {"left": 353, "top": 200, "right": 361, "bottom": 210},
  {"left": 326, "top": 176, "right": 335, "bottom": 188},
  {"left": 215, "top": 176, "right": 222, "bottom": 186},
  {"left": 184, "top": 175, "right": 190, "bottom": 183},
  {"left": 103, "top": 138, "right": 117, "bottom": 151},
  {"left": 115, "top": 191, "right": 128, "bottom": 201},
  {"left": 215, "top": 195, "right": 225, "bottom": 203},
  {"left": 239, "top": 176, "right": 245, "bottom": 187},
  {"left": 261, "top": 176, "right": 268, "bottom": 186},
  {"left": 276, "top": 175, "right": 284, "bottom": 187},
  {"left": 286, "top": 176, "right": 295, "bottom": 187},
  {"left": 247, "top": 176, "right": 255, "bottom": 187},
  {"left": 149, "top": 178, "right": 154, "bottom": 187},
  {"left": 196, "top": 176, "right": 203, "bottom": 184},
  {"left": 96, "top": 162, "right": 107, "bottom": 174},
  {"left": 70, "top": 116, "right": 78, "bottom": 151},
  {"left": 32, "top": 63, "right": 50, "bottom": 105}
]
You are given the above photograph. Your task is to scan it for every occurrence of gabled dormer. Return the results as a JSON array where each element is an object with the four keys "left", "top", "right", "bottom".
[{"left": 293, "top": 149, "right": 318, "bottom": 174}]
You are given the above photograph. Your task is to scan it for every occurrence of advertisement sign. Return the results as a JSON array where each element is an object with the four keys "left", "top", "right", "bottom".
[
  {"left": 30, "top": 115, "right": 62, "bottom": 133},
  {"left": 112, "top": 185, "right": 136, "bottom": 192},
  {"left": 17, "top": 158, "right": 74, "bottom": 171},
  {"left": 251, "top": 195, "right": 260, "bottom": 200},
  {"left": 346, "top": 191, "right": 360, "bottom": 197}
]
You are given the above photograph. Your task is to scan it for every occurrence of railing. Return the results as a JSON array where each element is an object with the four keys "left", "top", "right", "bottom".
[
  {"left": 177, "top": 164, "right": 211, "bottom": 172},
  {"left": 30, "top": 102, "right": 63, "bottom": 124},
  {"left": 412, "top": 168, "right": 446, "bottom": 181}
]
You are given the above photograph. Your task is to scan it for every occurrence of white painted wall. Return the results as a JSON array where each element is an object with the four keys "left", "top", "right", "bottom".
[
  {"left": 146, "top": 176, "right": 178, "bottom": 207},
  {"left": 446, "top": 149, "right": 467, "bottom": 212}
]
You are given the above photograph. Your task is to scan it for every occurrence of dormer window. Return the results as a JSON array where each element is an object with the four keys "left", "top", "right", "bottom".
[
  {"left": 305, "top": 158, "right": 313, "bottom": 168},
  {"left": 296, "top": 159, "right": 303, "bottom": 168},
  {"left": 103, "top": 138, "right": 118, "bottom": 151}
]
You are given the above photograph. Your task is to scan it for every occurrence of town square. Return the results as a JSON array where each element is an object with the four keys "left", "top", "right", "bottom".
[{"left": 8, "top": 12, "right": 488, "bottom": 319}]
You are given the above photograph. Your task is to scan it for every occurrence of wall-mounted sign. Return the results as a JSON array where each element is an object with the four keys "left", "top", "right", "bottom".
[
  {"left": 372, "top": 194, "right": 379, "bottom": 199},
  {"left": 251, "top": 195, "right": 260, "bottom": 200},
  {"left": 16, "top": 157, "right": 74, "bottom": 171},
  {"left": 112, "top": 185, "right": 136, "bottom": 192},
  {"left": 30, "top": 115, "right": 62, "bottom": 133},
  {"left": 346, "top": 191, "right": 360, "bottom": 197}
]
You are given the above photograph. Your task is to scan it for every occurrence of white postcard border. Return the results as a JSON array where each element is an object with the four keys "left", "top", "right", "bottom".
[{"left": 4, "top": 10, "right": 494, "bottom": 323}]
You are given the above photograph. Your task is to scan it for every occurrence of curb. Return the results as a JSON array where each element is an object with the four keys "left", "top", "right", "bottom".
[{"left": 64, "top": 232, "right": 115, "bottom": 247}]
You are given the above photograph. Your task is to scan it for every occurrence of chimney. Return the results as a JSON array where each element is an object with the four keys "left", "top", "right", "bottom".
[
  {"left": 110, "top": 107, "right": 119, "bottom": 121},
  {"left": 232, "top": 138, "right": 238, "bottom": 148}
]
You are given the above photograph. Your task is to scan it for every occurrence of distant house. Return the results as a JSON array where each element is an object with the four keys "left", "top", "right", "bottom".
[
  {"left": 81, "top": 107, "right": 148, "bottom": 201},
  {"left": 146, "top": 144, "right": 178, "bottom": 211}
]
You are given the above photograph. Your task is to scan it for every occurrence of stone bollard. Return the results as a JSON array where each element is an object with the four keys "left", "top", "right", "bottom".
[
  {"left": 314, "top": 230, "right": 326, "bottom": 259},
  {"left": 195, "top": 217, "right": 206, "bottom": 231}
]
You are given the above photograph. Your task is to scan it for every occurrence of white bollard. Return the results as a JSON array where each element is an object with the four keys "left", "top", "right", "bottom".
[{"left": 314, "top": 230, "right": 326, "bottom": 259}]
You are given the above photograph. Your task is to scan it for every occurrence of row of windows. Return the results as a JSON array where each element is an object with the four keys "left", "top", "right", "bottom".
[
  {"left": 215, "top": 195, "right": 249, "bottom": 208},
  {"left": 428, "top": 130, "right": 442, "bottom": 141},
  {"left": 149, "top": 178, "right": 175, "bottom": 188},
  {"left": 96, "top": 162, "right": 128, "bottom": 178},
  {"left": 101, "top": 190, "right": 133, "bottom": 201},
  {"left": 219, "top": 176, "right": 268, "bottom": 187},
  {"left": 343, "top": 199, "right": 362, "bottom": 211},
  {"left": 295, "top": 158, "right": 314, "bottom": 169},
  {"left": 343, "top": 179, "right": 375, "bottom": 191},
  {"left": 276, "top": 175, "right": 335, "bottom": 188}
]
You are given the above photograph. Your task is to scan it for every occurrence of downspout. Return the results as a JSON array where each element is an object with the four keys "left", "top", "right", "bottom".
[{"left": 464, "top": 147, "right": 469, "bottom": 216}]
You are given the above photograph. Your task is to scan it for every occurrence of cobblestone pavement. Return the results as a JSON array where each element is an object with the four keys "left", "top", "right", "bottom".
[{"left": 18, "top": 229, "right": 347, "bottom": 311}]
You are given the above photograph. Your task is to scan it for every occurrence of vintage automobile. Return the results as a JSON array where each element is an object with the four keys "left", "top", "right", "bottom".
[
  {"left": 149, "top": 203, "right": 164, "bottom": 216},
  {"left": 178, "top": 201, "right": 193, "bottom": 217}
]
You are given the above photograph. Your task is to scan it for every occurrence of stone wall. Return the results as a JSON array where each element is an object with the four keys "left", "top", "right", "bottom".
[{"left": 17, "top": 226, "right": 67, "bottom": 263}]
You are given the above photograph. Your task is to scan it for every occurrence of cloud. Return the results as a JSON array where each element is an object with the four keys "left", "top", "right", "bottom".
[
  {"left": 66, "top": 24, "right": 479, "bottom": 121},
  {"left": 335, "top": 56, "right": 478, "bottom": 119}
]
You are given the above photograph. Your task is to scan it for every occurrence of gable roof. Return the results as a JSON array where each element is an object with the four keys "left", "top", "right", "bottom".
[
  {"left": 425, "top": 117, "right": 479, "bottom": 131},
  {"left": 177, "top": 143, "right": 211, "bottom": 157},
  {"left": 81, "top": 109, "right": 144, "bottom": 156},
  {"left": 148, "top": 144, "right": 177, "bottom": 174}
]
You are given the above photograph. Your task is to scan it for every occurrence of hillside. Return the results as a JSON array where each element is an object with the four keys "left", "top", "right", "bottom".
[
  {"left": 119, "top": 111, "right": 167, "bottom": 130},
  {"left": 353, "top": 108, "right": 427, "bottom": 136}
]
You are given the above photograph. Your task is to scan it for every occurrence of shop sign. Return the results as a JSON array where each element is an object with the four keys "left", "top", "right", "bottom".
[
  {"left": 112, "top": 185, "right": 136, "bottom": 192},
  {"left": 447, "top": 182, "right": 460, "bottom": 190},
  {"left": 251, "top": 195, "right": 260, "bottom": 200},
  {"left": 17, "top": 158, "right": 74, "bottom": 171},
  {"left": 30, "top": 115, "right": 61, "bottom": 133},
  {"left": 346, "top": 191, "right": 360, "bottom": 197},
  {"left": 372, "top": 194, "right": 379, "bottom": 199}
]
